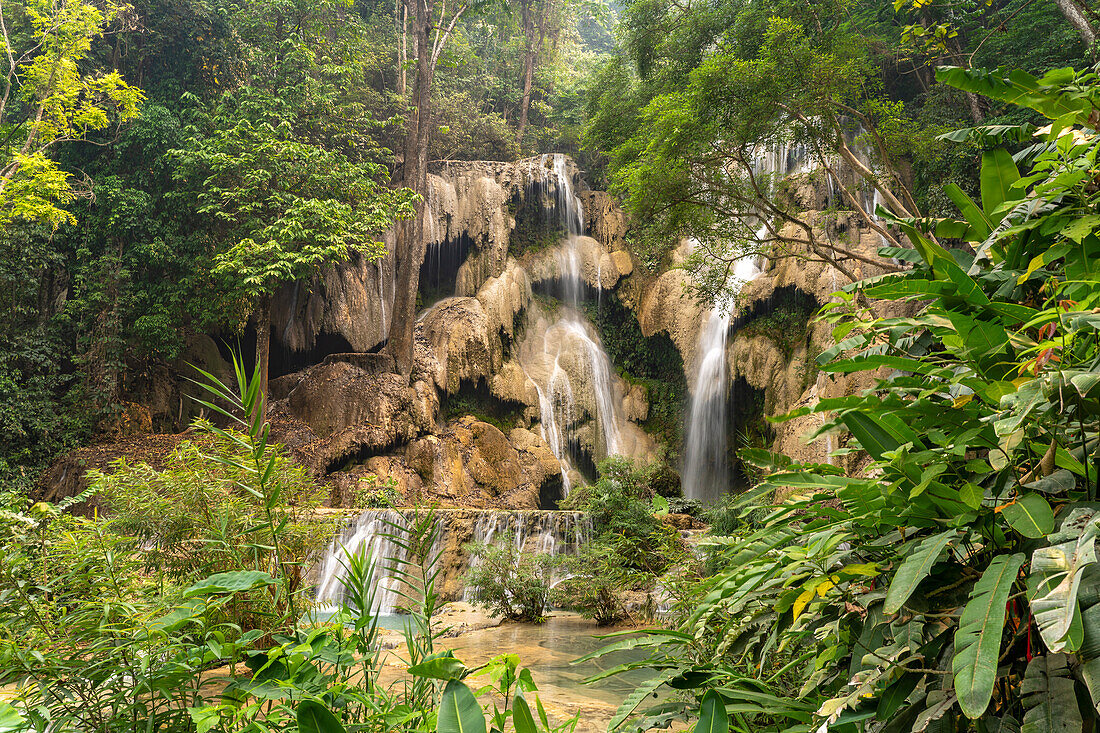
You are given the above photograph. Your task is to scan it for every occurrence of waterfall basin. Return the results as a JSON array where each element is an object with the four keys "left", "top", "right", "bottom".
[{"left": 376, "top": 611, "right": 679, "bottom": 732}]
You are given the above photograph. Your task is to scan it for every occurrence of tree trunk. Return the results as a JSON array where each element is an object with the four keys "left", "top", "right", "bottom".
[
  {"left": 397, "top": 0, "right": 407, "bottom": 97},
  {"left": 516, "top": 46, "right": 535, "bottom": 149},
  {"left": 1053, "top": 0, "right": 1098, "bottom": 46},
  {"left": 516, "top": 0, "right": 536, "bottom": 149},
  {"left": 386, "top": 0, "right": 434, "bottom": 375},
  {"left": 254, "top": 295, "right": 271, "bottom": 426}
]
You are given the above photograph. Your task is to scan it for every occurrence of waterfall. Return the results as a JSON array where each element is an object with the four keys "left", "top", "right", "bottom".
[
  {"left": 681, "top": 253, "right": 762, "bottom": 502},
  {"left": 462, "top": 510, "right": 592, "bottom": 602},
  {"left": 311, "top": 509, "right": 592, "bottom": 615},
  {"left": 313, "top": 508, "right": 441, "bottom": 615},
  {"left": 523, "top": 155, "right": 625, "bottom": 488},
  {"left": 524, "top": 312, "right": 625, "bottom": 491}
]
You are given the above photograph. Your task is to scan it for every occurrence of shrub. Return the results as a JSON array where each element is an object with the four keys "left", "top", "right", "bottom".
[
  {"left": 553, "top": 544, "right": 657, "bottom": 626},
  {"left": 562, "top": 456, "right": 687, "bottom": 574},
  {"left": 464, "top": 542, "right": 557, "bottom": 623},
  {"left": 354, "top": 473, "right": 400, "bottom": 508}
]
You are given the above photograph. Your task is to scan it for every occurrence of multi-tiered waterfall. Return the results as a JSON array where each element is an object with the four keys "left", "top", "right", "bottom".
[{"left": 521, "top": 155, "right": 629, "bottom": 490}]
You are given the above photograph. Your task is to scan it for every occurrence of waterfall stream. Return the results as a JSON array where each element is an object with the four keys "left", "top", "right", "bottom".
[
  {"left": 312, "top": 509, "right": 592, "bottom": 615},
  {"left": 681, "top": 255, "right": 762, "bottom": 502},
  {"left": 524, "top": 155, "right": 624, "bottom": 490}
]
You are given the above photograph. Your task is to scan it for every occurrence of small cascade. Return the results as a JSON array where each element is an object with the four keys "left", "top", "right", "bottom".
[
  {"left": 681, "top": 253, "right": 762, "bottom": 502},
  {"left": 311, "top": 509, "right": 592, "bottom": 615},
  {"left": 462, "top": 510, "right": 591, "bottom": 602},
  {"left": 313, "top": 509, "right": 443, "bottom": 615}
]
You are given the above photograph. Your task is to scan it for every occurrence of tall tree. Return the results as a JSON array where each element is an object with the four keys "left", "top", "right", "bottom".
[
  {"left": 515, "top": 0, "right": 549, "bottom": 149},
  {"left": 387, "top": 0, "right": 478, "bottom": 375},
  {"left": 0, "top": 0, "right": 143, "bottom": 229},
  {"left": 173, "top": 26, "right": 415, "bottom": 420}
]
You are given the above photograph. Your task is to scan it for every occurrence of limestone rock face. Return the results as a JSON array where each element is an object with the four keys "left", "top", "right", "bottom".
[
  {"left": 273, "top": 360, "right": 439, "bottom": 471},
  {"left": 523, "top": 236, "right": 629, "bottom": 291},
  {"left": 632, "top": 243, "right": 705, "bottom": 375},
  {"left": 270, "top": 156, "right": 587, "bottom": 357},
  {"left": 328, "top": 417, "right": 561, "bottom": 509},
  {"left": 272, "top": 243, "right": 396, "bottom": 354},
  {"left": 419, "top": 297, "right": 499, "bottom": 393},
  {"left": 418, "top": 259, "right": 533, "bottom": 394},
  {"left": 579, "top": 190, "right": 629, "bottom": 252}
]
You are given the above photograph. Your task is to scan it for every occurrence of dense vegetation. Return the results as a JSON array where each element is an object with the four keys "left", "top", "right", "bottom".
[
  {"left": 4, "top": 0, "right": 1100, "bottom": 730},
  {"left": 0, "top": 0, "right": 611, "bottom": 491},
  {"left": 588, "top": 67, "right": 1100, "bottom": 732}
]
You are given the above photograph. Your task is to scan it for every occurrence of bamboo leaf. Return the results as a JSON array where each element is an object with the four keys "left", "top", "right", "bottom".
[
  {"left": 953, "top": 553, "right": 1025, "bottom": 719},
  {"left": 606, "top": 669, "right": 678, "bottom": 731},
  {"left": 511, "top": 694, "right": 538, "bottom": 733}
]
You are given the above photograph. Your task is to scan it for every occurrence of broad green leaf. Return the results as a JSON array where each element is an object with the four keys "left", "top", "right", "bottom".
[
  {"left": 960, "top": 483, "right": 984, "bottom": 510},
  {"left": 297, "top": 700, "right": 346, "bottom": 733},
  {"left": 696, "top": 690, "right": 729, "bottom": 733},
  {"left": 0, "top": 702, "right": 26, "bottom": 733},
  {"left": 980, "top": 148, "right": 1021, "bottom": 222},
  {"left": 511, "top": 694, "right": 538, "bottom": 733},
  {"left": 437, "top": 680, "right": 486, "bottom": 733},
  {"left": 823, "top": 354, "right": 936, "bottom": 375},
  {"left": 1018, "top": 243, "right": 1072, "bottom": 284},
  {"left": 885, "top": 530, "right": 957, "bottom": 614},
  {"left": 953, "top": 553, "right": 1025, "bottom": 719},
  {"left": 840, "top": 411, "right": 911, "bottom": 461},
  {"left": 408, "top": 651, "right": 469, "bottom": 681},
  {"left": 183, "top": 570, "right": 276, "bottom": 597},
  {"left": 877, "top": 673, "right": 921, "bottom": 720},
  {"left": 944, "top": 183, "right": 992, "bottom": 241},
  {"left": 864, "top": 278, "right": 956, "bottom": 300},
  {"left": 1020, "top": 654, "right": 1082, "bottom": 733},
  {"left": 1003, "top": 494, "right": 1055, "bottom": 538},
  {"left": 1030, "top": 510, "right": 1098, "bottom": 652},
  {"left": 1061, "top": 215, "right": 1100, "bottom": 244},
  {"left": 1080, "top": 656, "right": 1100, "bottom": 714}
]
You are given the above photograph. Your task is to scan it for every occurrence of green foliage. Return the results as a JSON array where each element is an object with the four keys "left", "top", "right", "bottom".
[
  {"left": 464, "top": 542, "right": 558, "bottom": 623},
  {"left": 353, "top": 473, "right": 401, "bottom": 509},
  {"left": 553, "top": 545, "right": 639, "bottom": 625},
  {"left": 579, "top": 65, "right": 1100, "bottom": 733},
  {"left": 171, "top": 77, "right": 416, "bottom": 329},
  {"left": 0, "top": 0, "right": 143, "bottom": 229},
  {"left": 562, "top": 456, "right": 687, "bottom": 575}
]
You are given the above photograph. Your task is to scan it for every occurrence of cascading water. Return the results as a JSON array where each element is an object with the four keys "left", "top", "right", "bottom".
[
  {"left": 462, "top": 510, "right": 591, "bottom": 602},
  {"left": 681, "top": 254, "right": 762, "bottom": 502},
  {"left": 313, "top": 508, "right": 439, "bottom": 615},
  {"left": 524, "top": 155, "right": 624, "bottom": 489},
  {"left": 311, "top": 509, "right": 592, "bottom": 615}
]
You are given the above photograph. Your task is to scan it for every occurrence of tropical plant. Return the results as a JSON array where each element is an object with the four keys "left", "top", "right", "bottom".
[{"left": 581, "top": 64, "right": 1100, "bottom": 733}]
